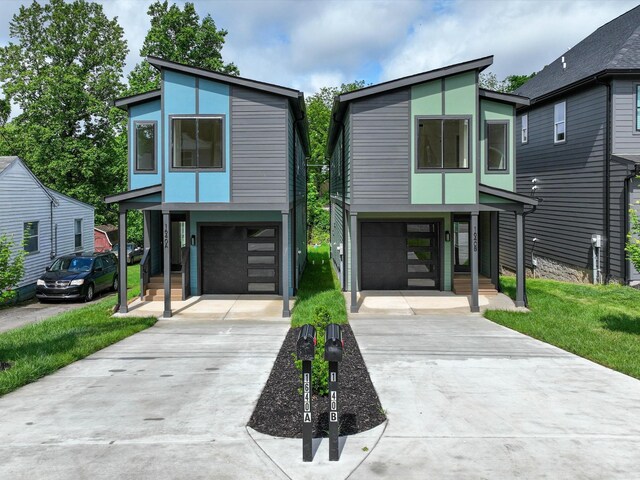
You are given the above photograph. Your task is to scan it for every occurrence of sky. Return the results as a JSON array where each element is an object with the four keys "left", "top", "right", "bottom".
[{"left": 0, "top": 0, "right": 639, "bottom": 96}]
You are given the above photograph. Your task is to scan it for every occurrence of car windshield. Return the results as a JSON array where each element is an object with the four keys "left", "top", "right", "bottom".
[{"left": 50, "top": 257, "right": 94, "bottom": 273}]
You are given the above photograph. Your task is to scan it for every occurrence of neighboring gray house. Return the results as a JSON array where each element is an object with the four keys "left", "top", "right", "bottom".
[
  {"left": 0, "top": 156, "right": 94, "bottom": 301},
  {"left": 500, "top": 5, "right": 640, "bottom": 285}
]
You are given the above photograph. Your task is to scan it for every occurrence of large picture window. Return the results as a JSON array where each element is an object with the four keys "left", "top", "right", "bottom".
[
  {"left": 135, "top": 122, "right": 156, "bottom": 172},
  {"left": 24, "top": 221, "right": 39, "bottom": 253},
  {"left": 172, "top": 117, "right": 224, "bottom": 169},
  {"left": 417, "top": 117, "right": 469, "bottom": 170},
  {"left": 487, "top": 122, "right": 508, "bottom": 171},
  {"left": 554, "top": 101, "right": 566, "bottom": 143}
]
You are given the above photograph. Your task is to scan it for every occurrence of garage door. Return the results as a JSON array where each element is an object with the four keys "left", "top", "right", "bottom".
[
  {"left": 200, "top": 225, "right": 279, "bottom": 294},
  {"left": 361, "top": 222, "right": 440, "bottom": 290}
]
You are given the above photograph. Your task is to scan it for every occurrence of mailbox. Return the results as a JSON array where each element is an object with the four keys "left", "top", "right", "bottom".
[
  {"left": 297, "top": 324, "right": 317, "bottom": 361},
  {"left": 324, "top": 324, "right": 344, "bottom": 362}
]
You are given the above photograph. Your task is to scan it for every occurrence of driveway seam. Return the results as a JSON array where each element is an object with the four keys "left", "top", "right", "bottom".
[
  {"left": 244, "top": 426, "right": 293, "bottom": 480},
  {"left": 345, "top": 419, "right": 389, "bottom": 479}
]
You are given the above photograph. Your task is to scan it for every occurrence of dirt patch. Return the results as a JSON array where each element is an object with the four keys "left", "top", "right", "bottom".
[
  {"left": 248, "top": 325, "right": 386, "bottom": 438},
  {"left": 0, "top": 361, "right": 11, "bottom": 372}
]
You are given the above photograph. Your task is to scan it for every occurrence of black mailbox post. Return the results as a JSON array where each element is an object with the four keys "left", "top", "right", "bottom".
[
  {"left": 296, "top": 324, "right": 316, "bottom": 462},
  {"left": 324, "top": 323, "right": 344, "bottom": 461}
]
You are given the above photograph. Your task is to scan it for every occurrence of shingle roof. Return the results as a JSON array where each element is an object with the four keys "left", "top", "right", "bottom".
[
  {"left": 516, "top": 5, "right": 640, "bottom": 100},
  {"left": 0, "top": 156, "right": 19, "bottom": 174}
]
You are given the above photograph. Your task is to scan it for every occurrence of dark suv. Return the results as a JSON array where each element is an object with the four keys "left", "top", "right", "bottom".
[{"left": 36, "top": 252, "right": 119, "bottom": 302}]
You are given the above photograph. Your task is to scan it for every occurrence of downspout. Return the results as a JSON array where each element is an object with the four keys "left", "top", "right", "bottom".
[
  {"left": 292, "top": 121, "right": 297, "bottom": 293},
  {"left": 49, "top": 199, "right": 55, "bottom": 259},
  {"left": 596, "top": 76, "right": 612, "bottom": 283}
]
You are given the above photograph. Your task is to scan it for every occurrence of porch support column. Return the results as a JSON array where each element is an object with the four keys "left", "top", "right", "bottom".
[
  {"left": 515, "top": 211, "right": 525, "bottom": 307},
  {"left": 118, "top": 208, "right": 128, "bottom": 314},
  {"left": 163, "top": 211, "right": 172, "bottom": 318},
  {"left": 470, "top": 212, "right": 480, "bottom": 313},
  {"left": 282, "top": 211, "right": 291, "bottom": 317},
  {"left": 490, "top": 211, "right": 499, "bottom": 290},
  {"left": 350, "top": 212, "right": 358, "bottom": 313}
]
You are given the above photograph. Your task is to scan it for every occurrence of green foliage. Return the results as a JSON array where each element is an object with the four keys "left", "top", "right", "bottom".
[
  {"left": 626, "top": 204, "right": 640, "bottom": 271},
  {"left": 486, "top": 276, "right": 640, "bottom": 380},
  {"left": 294, "top": 306, "right": 335, "bottom": 396},
  {"left": 479, "top": 72, "right": 536, "bottom": 93},
  {"left": 0, "top": 235, "right": 25, "bottom": 303},
  {"left": 0, "top": 97, "right": 9, "bottom": 127},
  {"left": 126, "top": 1, "right": 238, "bottom": 95},
  {"left": 0, "top": 0, "right": 128, "bottom": 227},
  {"left": 306, "top": 81, "right": 365, "bottom": 243}
]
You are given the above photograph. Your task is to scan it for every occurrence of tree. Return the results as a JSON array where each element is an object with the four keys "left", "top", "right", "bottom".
[
  {"left": 479, "top": 72, "right": 536, "bottom": 93},
  {"left": 127, "top": 1, "right": 239, "bottom": 95},
  {"left": 0, "top": 235, "right": 25, "bottom": 303},
  {"left": 0, "top": 0, "right": 128, "bottom": 227},
  {"left": 305, "top": 81, "right": 366, "bottom": 243}
]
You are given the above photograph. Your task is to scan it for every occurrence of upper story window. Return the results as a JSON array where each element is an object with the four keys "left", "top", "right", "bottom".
[
  {"left": 74, "top": 219, "right": 82, "bottom": 250},
  {"left": 635, "top": 85, "right": 640, "bottom": 131},
  {"left": 171, "top": 116, "right": 224, "bottom": 170},
  {"left": 135, "top": 122, "right": 156, "bottom": 172},
  {"left": 417, "top": 117, "right": 469, "bottom": 170},
  {"left": 24, "top": 221, "right": 38, "bottom": 253},
  {"left": 521, "top": 114, "right": 528, "bottom": 144},
  {"left": 487, "top": 122, "right": 508, "bottom": 171},
  {"left": 554, "top": 101, "right": 566, "bottom": 143}
]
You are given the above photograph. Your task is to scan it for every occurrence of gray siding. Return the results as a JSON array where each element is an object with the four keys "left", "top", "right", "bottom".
[
  {"left": 501, "top": 85, "right": 607, "bottom": 273},
  {"left": 345, "top": 106, "right": 351, "bottom": 202},
  {"left": 480, "top": 212, "right": 491, "bottom": 277},
  {"left": 330, "top": 201, "right": 344, "bottom": 287},
  {"left": 351, "top": 89, "right": 410, "bottom": 205},
  {"left": 231, "top": 86, "right": 288, "bottom": 204},
  {"left": 0, "top": 160, "right": 94, "bottom": 289},
  {"left": 612, "top": 79, "right": 640, "bottom": 154},
  {"left": 609, "top": 159, "right": 630, "bottom": 280}
]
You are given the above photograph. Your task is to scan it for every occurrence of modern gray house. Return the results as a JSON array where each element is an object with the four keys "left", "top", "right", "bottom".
[
  {"left": 327, "top": 56, "right": 537, "bottom": 313},
  {"left": 500, "top": 5, "right": 640, "bottom": 285},
  {"left": 0, "top": 156, "right": 94, "bottom": 301},
  {"left": 106, "top": 57, "right": 308, "bottom": 317}
]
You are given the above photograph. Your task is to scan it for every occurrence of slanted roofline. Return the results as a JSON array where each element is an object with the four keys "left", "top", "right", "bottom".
[
  {"left": 479, "top": 88, "right": 530, "bottom": 107},
  {"left": 104, "top": 184, "right": 163, "bottom": 204},
  {"left": 328, "top": 56, "right": 494, "bottom": 156},
  {"left": 114, "top": 90, "right": 161, "bottom": 110}
]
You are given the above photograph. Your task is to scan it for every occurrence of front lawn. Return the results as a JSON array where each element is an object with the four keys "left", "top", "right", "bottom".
[
  {"left": 291, "top": 244, "right": 347, "bottom": 327},
  {"left": 485, "top": 277, "right": 640, "bottom": 379},
  {"left": 0, "top": 264, "right": 156, "bottom": 396}
]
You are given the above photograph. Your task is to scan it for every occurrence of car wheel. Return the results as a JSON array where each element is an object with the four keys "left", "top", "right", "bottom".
[
  {"left": 112, "top": 276, "right": 119, "bottom": 292},
  {"left": 85, "top": 284, "right": 95, "bottom": 303}
]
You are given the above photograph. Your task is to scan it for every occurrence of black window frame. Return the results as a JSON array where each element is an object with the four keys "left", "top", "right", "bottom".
[
  {"left": 554, "top": 101, "right": 566, "bottom": 144},
  {"left": 485, "top": 120, "right": 510, "bottom": 173},
  {"left": 24, "top": 221, "right": 39, "bottom": 254},
  {"left": 415, "top": 115, "right": 472, "bottom": 172},
  {"left": 133, "top": 120, "right": 157, "bottom": 173},
  {"left": 170, "top": 115, "right": 226, "bottom": 172}
]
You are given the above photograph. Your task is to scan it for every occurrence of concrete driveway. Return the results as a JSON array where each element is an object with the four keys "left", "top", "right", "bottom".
[
  {"left": 350, "top": 314, "right": 640, "bottom": 479},
  {"left": 0, "top": 317, "right": 290, "bottom": 479}
]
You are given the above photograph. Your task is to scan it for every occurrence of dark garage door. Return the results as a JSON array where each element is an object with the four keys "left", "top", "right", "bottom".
[
  {"left": 361, "top": 222, "right": 440, "bottom": 290},
  {"left": 201, "top": 225, "right": 279, "bottom": 294}
]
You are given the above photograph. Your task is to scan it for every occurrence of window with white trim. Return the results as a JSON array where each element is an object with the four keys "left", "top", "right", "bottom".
[
  {"left": 554, "top": 101, "right": 566, "bottom": 143},
  {"left": 74, "top": 219, "right": 82, "bottom": 250},
  {"left": 635, "top": 85, "right": 640, "bottom": 131},
  {"left": 521, "top": 114, "right": 528, "bottom": 144}
]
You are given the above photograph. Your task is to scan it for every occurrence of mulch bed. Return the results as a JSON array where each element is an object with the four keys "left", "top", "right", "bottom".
[{"left": 248, "top": 325, "right": 386, "bottom": 438}]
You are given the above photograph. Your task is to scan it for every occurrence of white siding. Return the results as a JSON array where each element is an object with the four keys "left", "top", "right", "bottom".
[{"left": 0, "top": 159, "right": 94, "bottom": 288}]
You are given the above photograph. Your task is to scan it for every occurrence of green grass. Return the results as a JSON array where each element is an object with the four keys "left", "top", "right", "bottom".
[
  {"left": 0, "top": 264, "right": 156, "bottom": 396},
  {"left": 291, "top": 244, "right": 347, "bottom": 327},
  {"left": 485, "top": 276, "right": 640, "bottom": 379}
]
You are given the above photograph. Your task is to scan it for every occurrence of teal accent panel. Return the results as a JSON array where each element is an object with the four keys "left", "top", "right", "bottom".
[
  {"left": 164, "top": 70, "right": 197, "bottom": 203},
  {"left": 445, "top": 173, "right": 476, "bottom": 203},
  {"left": 479, "top": 192, "right": 514, "bottom": 204},
  {"left": 129, "top": 99, "right": 162, "bottom": 190},
  {"left": 189, "top": 210, "right": 283, "bottom": 293},
  {"left": 480, "top": 99, "right": 515, "bottom": 191},
  {"left": 198, "top": 78, "right": 230, "bottom": 202},
  {"left": 444, "top": 72, "right": 476, "bottom": 115}
]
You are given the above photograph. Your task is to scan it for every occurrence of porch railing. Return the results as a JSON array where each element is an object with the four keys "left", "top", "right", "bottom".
[
  {"left": 139, "top": 247, "right": 151, "bottom": 301},
  {"left": 181, "top": 246, "right": 190, "bottom": 301}
]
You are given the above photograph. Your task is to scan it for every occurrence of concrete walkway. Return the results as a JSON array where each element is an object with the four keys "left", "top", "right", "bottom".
[
  {"left": 0, "top": 317, "right": 290, "bottom": 479},
  {"left": 350, "top": 315, "right": 640, "bottom": 479}
]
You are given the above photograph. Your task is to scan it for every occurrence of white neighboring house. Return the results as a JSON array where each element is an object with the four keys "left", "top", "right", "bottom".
[{"left": 0, "top": 156, "right": 94, "bottom": 301}]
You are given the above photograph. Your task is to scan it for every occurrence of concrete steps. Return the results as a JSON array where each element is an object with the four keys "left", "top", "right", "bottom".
[{"left": 144, "top": 274, "right": 182, "bottom": 301}]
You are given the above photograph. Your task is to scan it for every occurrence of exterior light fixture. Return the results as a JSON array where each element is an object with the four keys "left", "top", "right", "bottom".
[
  {"left": 445, "top": 230, "right": 451, "bottom": 242},
  {"left": 191, "top": 234, "right": 196, "bottom": 246}
]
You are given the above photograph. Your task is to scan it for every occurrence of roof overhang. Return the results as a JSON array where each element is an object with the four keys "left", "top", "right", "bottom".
[
  {"left": 327, "top": 56, "right": 494, "bottom": 156},
  {"left": 114, "top": 90, "right": 161, "bottom": 110},
  {"left": 479, "top": 89, "right": 530, "bottom": 107},
  {"left": 104, "top": 184, "right": 162, "bottom": 204},
  {"left": 479, "top": 184, "right": 538, "bottom": 206}
]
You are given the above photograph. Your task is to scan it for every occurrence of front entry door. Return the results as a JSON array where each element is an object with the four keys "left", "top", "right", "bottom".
[
  {"left": 360, "top": 221, "right": 440, "bottom": 290},
  {"left": 453, "top": 216, "right": 471, "bottom": 273}
]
